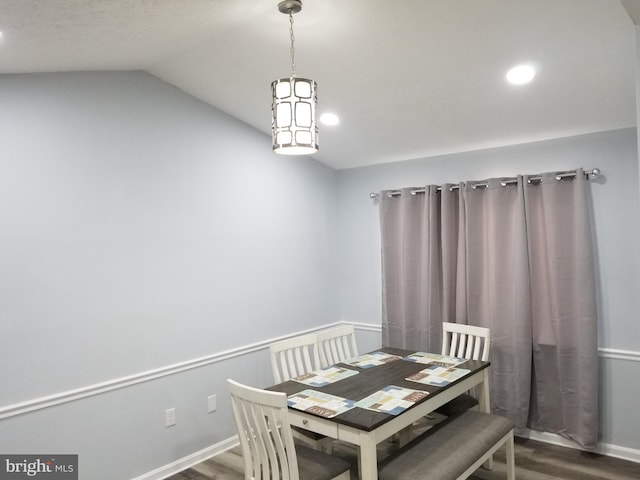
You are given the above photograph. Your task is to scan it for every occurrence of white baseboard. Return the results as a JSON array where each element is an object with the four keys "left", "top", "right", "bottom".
[
  {"left": 130, "top": 436, "right": 239, "bottom": 480},
  {"left": 134, "top": 430, "right": 639, "bottom": 480},
  {"left": 520, "top": 429, "right": 640, "bottom": 464}
]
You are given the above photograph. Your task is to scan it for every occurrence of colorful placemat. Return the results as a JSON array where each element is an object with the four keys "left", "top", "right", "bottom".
[
  {"left": 342, "top": 351, "right": 402, "bottom": 369},
  {"left": 287, "top": 390, "right": 356, "bottom": 418},
  {"left": 291, "top": 366, "right": 359, "bottom": 387},
  {"left": 403, "top": 351, "right": 467, "bottom": 367},
  {"left": 355, "top": 385, "right": 429, "bottom": 416},
  {"left": 406, "top": 365, "right": 471, "bottom": 387}
]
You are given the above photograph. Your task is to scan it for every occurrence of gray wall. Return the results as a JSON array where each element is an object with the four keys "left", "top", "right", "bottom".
[
  {"left": 1, "top": 70, "right": 639, "bottom": 479},
  {"left": 336, "top": 128, "right": 640, "bottom": 453},
  {"left": 0, "top": 71, "right": 341, "bottom": 479}
]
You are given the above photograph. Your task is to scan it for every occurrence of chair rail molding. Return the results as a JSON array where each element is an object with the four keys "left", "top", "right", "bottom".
[
  {"left": 0, "top": 321, "right": 379, "bottom": 420},
  {"left": 597, "top": 347, "right": 640, "bottom": 362},
  {"left": 0, "top": 326, "right": 634, "bottom": 421}
]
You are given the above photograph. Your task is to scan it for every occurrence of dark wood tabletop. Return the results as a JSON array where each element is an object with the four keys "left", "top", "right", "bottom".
[{"left": 268, "top": 347, "right": 489, "bottom": 432}]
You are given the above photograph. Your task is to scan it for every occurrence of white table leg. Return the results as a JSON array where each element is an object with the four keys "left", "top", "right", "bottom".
[
  {"left": 478, "top": 369, "right": 494, "bottom": 470},
  {"left": 358, "top": 433, "right": 378, "bottom": 480},
  {"left": 397, "top": 425, "right": 412, "bottom": 447},
  {"left": 477, "top": 369, "right": 491, "bottom": 413}
]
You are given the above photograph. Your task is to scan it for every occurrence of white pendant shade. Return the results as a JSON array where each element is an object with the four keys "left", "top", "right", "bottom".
[{"left": 272, "top": 77, "right": 318, "bottom": 155}]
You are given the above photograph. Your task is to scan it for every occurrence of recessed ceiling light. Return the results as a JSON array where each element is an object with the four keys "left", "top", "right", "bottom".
[
  {"left": 506, "top": 64, "right": 536, "bottom": 85},
  {"left": 320, "top": 113, "right": 340, "bottom": 126}
]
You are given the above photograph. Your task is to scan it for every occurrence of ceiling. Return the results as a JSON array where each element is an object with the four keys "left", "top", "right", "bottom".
[{"left": 0, "top": 0, "right": 636, "bottom": 170}]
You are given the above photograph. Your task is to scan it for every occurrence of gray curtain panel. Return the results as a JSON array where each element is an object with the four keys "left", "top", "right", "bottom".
[
  {"left": 381, "top": 185, "right": 444, "bottom": 353},
  {"left": 379, "top": 168, "right": 598, "bottom": 448},
  {"left": 522, "top": 170, "right": 598, "bottom": 448}
]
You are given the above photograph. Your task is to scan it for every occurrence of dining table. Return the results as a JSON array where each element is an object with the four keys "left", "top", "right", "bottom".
[{"left": 268, "top": 347, "right": 491, "bottom": 480}]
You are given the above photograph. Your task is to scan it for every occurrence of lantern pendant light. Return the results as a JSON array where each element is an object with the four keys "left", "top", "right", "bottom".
[{"left": 271, "top": 0, "right": 318, "bottom": 155}]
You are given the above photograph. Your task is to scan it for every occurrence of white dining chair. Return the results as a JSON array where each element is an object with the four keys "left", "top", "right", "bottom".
[
  {"left": 269, "top": 333, "right": 321, "bottom": 384},
  {"left": 269, "top": 333, "right": 332, "bottom": 451},
  {"left": 437, "top": 322, "right": 491, "bottom": 416},
  {"left": 316, "top": 324, "right": 359, "bottom": 368},
  {"left": 407, "top": 322, "right": 492, "bottom": 443},
  {"left": 227, "top": 379, "right": 351, "bottom": 480}
]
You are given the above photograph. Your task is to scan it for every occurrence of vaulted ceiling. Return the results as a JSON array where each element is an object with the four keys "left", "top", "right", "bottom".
[{"left": 0, "top": 0, "right": 636, "bottom": 169}]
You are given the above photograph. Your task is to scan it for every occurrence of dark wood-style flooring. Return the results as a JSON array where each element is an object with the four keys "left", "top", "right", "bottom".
[{"left": 167, "top": 428, "right": 640, "bottom": 480}]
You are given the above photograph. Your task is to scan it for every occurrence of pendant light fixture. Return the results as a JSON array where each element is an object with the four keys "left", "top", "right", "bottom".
[{"left": 271, "top": 0, "right": 318, "bottom": 155}]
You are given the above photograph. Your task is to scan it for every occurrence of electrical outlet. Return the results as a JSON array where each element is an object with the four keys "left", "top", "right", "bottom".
[
  {"left": 165, "top": 408, "right": 176, "bottom": 427},
  {"left": 208, "top": 394, "right": 217, "bottom": 413}
]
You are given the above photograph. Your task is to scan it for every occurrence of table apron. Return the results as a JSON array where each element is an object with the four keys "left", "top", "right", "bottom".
[{"left": 288, "top": 412, "right": 340, "bottom": 439}]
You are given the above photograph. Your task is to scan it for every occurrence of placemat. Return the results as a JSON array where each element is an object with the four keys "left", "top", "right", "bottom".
[
  {"left": 406, "top": 365, "right": 471, "bottom": 387},
  {"left": 287, "top": 390, "right": 356, "bottom": 418},
  {"left": 355, "top": 385, "right": 429, "bottom": 416},
  {"left": 403, "top": 351, "right": 467, "bottom": 367},
  {"left": 342, "top": 351, "right": 402, "bottom": 368},
  {"left": 291, "top": 366, "right": 359, "bottom": 387}
]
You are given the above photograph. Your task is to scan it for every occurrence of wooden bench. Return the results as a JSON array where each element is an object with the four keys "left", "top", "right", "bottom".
[{"left": 379, "top": 410, "right": 515, "bottom": 480}]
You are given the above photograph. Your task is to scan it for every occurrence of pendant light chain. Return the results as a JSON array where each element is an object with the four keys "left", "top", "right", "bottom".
[
  {"left": 272, "top": 0, "right": 318, "bottom": 155},
  {"left": 288, "top": 12, "right": 297, "bottom": 78}
]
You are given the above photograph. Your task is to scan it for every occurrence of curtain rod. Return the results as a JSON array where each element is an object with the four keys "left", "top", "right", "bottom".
[{"left": 369, "top": 168, "right": 601, "bottom": 199}]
